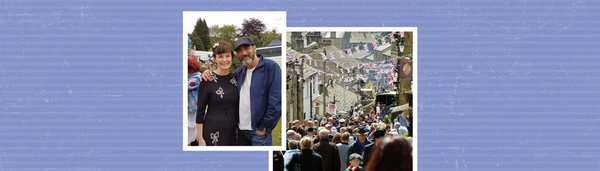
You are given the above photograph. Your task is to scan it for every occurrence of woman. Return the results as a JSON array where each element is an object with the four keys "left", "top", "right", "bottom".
[
  {"left": 196, "top": 41, "right": 239, "bottom": 146},
  {"left": 187, "top": 56, "right": 202, "bottom": 146},
  {"left": 286, "top": 137, "right": 325, "bottom": 171},
  {"left": 331, "top": 133, "right": 342, "bottom": 144},
  {"left": 365, "top": 136, "right": 412, "bottom": 171}
]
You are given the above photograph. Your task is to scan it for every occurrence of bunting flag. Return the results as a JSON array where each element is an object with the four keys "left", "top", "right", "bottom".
[
  {"left": 338, "top": 50, "right": 344, "bottom": 59},
  {"left": 355, "top": 46, "right": 360, "bottom": 54},
  {"left": 381, "top": 37, "right": 387, "bottom": 46},
  {"left": 347, "top": 49, "right": 353, "bottom": 56},
  {"left": 364, "top": 43, "right": 369, "bottom": 53},
  {"left": 329, "top": 52, "right": 335, "bottom": 60},
  {"left": 289, "top": 54, "right": 295, "bottom": 62},
  {"left": 388, "top": 74, "right": 394, "bottom": 87},
  {"left": 389, "top": 33, "right": 395, "bottom": 42},
  {"left": 336, "top": 63, "right": 339, "bottom": 68},
  {"left": 400, "top": 31, "right": 405, "bottom": 38},
  {"left": 321, "top": 53, "right": 326, "bottom": 60}
]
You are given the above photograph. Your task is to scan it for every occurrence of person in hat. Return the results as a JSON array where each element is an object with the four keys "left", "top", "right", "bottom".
[
  {"left": 362, "top": 129, "right": 386, "bottom": 167},
  {"left": 347, "top": 127, "right": 371, "bottom": 162},
  {"left": 346, "top": 153, "right": 364, "bottom": 171},
  {"left": 201, "top": 36, "right": 282, "bottom": 146}
]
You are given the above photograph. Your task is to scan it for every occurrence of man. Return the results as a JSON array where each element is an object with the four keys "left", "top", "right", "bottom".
[
  {"left": 337, "top": 119, "right": 346, "bottom": 132},
  {"left": 313, "top": 129, "right": 341, "bottom": 171},
  {"left": 293, "top": 120, "right": 307, "bottom": 137},
  {"left": 362, "top": 129, "right": 385, "bottom": 167},
  {"left": 349, "top": 106, "right": 354, "bottom": 116},
  {"left": 395, "top": 122, "right": 408, "bottom": 136},
  {"left": 273, "top": 151, "right": 284, "bottom": 171},
  {"left": 283, "top": 140, "right": 300, "bottom": 171},
  {"left": 337, "top": 132, "right": 351, "bottom": 171},
  {"left": 347, "top": 127, "right": 371, "bottom": 160},
  {"left": 286, "top": 137, "right": 324, "bottom": 171},
  {"left": 306, "top": 126, "right": 317, "bottom": 140},
  {"left": 286, "top": 130, "right": 296, "bottom": 150},
  {"left": 202, "top": 36, "right": 282, "bottom": 146}
]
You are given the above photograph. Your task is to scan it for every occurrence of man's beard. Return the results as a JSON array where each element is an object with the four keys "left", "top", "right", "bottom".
[{"left": 241, "top": 52, "right": 254, "bottom": 66}]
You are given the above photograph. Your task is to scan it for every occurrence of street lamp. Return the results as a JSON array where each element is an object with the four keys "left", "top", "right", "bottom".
[{"left": 394, "top": 31, "right": 405, "bottom": 106}]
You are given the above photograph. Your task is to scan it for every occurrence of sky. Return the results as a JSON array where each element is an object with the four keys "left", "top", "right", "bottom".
[{"left": 183, "top": 11, "right": 285, "bottom": 35}]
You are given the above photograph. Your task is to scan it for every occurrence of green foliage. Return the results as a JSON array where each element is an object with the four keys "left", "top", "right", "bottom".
[
  {"left": 219, "top": 25, "right": 237, "bottom": 46},
  {"left": 383, "top": 115, "right": 391, "bottom": 124},
  {"left": 189, "top": 33, "right": 203, "bottom": 51},
  {"left": 249, "top": 35, "right": 261, "bottom": 48},
  {"left": 365, "top": 81, "right": 372, "bottom": 89},
  {"left": 259, "top": 29, "right": 282, "bottom": 47},
  {"left": 190, "top": 18, "right": 210, "bottom": 51}
]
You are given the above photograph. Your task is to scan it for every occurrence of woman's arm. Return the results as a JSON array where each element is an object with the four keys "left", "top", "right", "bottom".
[
  {"left": 195, "top": 81, "right": 210, "bottom": 146},
  {"left": 196, "top": 124, "right": 206, "bottom": 146}
]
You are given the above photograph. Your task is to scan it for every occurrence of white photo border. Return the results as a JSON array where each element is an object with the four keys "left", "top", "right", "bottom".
[
  {"left": 284, "top": 27, "right": 418, "bottom": 171},
  {"left": 183, "top": 11, "right": 287, "bottom": 151}
]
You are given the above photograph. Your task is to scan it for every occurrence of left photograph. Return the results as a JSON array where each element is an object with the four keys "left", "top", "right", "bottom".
[{"left": 183, "top": 11, "right": 286, "bottom": 150}]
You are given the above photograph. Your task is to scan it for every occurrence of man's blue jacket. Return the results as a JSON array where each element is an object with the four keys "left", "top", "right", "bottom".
[{"left": 233, "top": 54, "right": 282, "bottom": 134}]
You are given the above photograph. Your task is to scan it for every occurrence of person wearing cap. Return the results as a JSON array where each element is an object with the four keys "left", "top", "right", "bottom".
[
  {"left": 306, "top": 126, "right": 317, "bottom": 139},
  {"left": 201, "top": 36, "right": 281, "bottom": 146},
  {"left": 362, "top": 129, "right": 386, "bottom": 167},
  {"left": 347, "top": 127, "right": 371, "bottom": 163},
  {"left": 312, "top": 129, "right": 341, "bottom": 171},
  {"left": 336, "top": 119, "right": 346, "bottom": 132},
  {"left": 346, "top": 153, "right": 363, "bottom": 171}
]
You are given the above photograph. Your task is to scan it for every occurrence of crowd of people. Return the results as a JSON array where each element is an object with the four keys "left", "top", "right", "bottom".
[{"left": 275, "top": 104, "right": 413, "bottom": 171}]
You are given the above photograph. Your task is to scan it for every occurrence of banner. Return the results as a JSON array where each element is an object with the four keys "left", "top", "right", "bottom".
[
  {"left": 399, "top": 62, "right": 413, "bottom": 78},
  {"left": 328, "top": 104, "right": 336, "bottom": 115}
]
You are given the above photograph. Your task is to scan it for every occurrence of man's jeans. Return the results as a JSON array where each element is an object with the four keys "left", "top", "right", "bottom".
[{"left": 238, "top": 129, "right": 272, "bottom": 146}]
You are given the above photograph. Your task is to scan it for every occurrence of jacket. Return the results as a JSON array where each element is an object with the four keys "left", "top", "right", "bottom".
[
  {"left": 362, "top": 142, "right": 376, "bottom": 168},
  {"left": 233, "top": 54, "right": 282, "bottom": 134},
  {"left": 336, "top": 142, "right": 350, "bottom": 171},
  {"left": 286, "top": 149, "right": 324, "bottom": 171},
  {"left": 347, "top": 139, "right": 371, "bottom": 165},
  {"left": 187, "top": 72, "right": 201, "bottom": 115},
  {"left": 313, "top": 138, "right": 341, "bottom": 171}
]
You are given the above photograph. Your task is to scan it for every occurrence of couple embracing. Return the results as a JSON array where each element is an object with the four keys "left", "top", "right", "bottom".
[{"left": 193, "top": 36, "right": 281, "bottom": 146}]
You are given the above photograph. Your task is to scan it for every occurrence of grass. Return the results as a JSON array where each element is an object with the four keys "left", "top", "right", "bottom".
[{"left": 272, "top": 117, "right": 282, "bottom": 146}]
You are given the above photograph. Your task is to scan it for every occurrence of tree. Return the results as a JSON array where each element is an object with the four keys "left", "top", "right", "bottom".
[
  {"left": 191, "top": 18, "right": 210, "bottom": 51},
  {"left": 200, "top": 19, "right": 210, "bottom": 51},
  {"left": 259, "top": 29, "right": 282, "bottom": 47},
  {"left": 209, "top": 25, "right": 221, "bottom": 47},
  {"left": 219, "top": 25, "right": 237, "bottom": 47},
  {"left": 188, "top": 33, "right": 203, "bottom": 51},
  {"left": 239, "top": 18, "right": 266, "bottom": 39}
]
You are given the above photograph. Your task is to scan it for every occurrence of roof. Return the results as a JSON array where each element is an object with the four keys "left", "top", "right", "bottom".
[
  {"left": 267, "top": 39, "right": 281, "bottom": 47},
  {"left": 313, "top": 85, "right": 359, "bottom": 114},
  {"left": 350, "top": 32, "right": 379, "bottom": 43},
  {"left": 375, "top": 44, "right": 391, "bottom": 51},
  {"left": 324, "top": 31, "right": 346, "bottom": 39}
]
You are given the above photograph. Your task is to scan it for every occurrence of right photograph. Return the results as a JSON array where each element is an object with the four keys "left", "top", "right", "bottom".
[{"left": 281, "top": 28, "right": 416, "bottom": 171}]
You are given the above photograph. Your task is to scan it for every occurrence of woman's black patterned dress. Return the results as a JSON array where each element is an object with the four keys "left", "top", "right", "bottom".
[{"left": 196, "top": 72, "right": 239, "bottom": 146}]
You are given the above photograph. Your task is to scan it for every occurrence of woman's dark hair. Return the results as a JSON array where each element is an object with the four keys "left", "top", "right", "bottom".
[
  {"left": 365, "top": 136, "right": 412, "bottom": 171},
  {"left": 188, "top": 56, "right": 201, "bottom": 74},
  {"left": 212, "top": 40, "right": 234, "bottom": 59}
]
